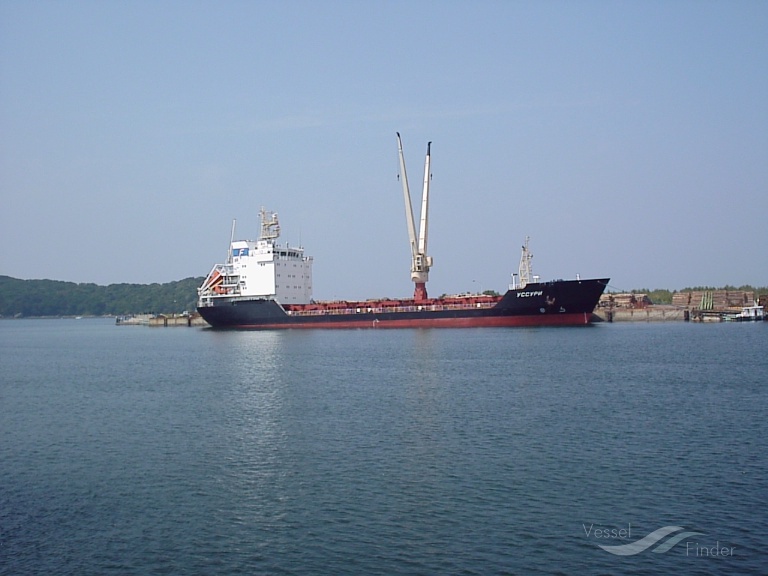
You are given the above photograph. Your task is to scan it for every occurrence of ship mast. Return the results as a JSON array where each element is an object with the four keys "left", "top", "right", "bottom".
[
  {"left": 518, "top": 236, "right": 533, "bottom": 289},
  {"left": 258, "top": 207, "right": 281, "bottom": 241},
  {"left": 228, "top": 219, "right": 237, "bottom": 263},
  {"left": 397, "top": 133, "right": 433, "bottom": 301}
]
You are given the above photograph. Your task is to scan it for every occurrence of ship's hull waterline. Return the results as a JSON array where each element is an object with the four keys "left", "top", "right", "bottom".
[{"left": 197, "top": 278, "right": 610, "bottom": 329}]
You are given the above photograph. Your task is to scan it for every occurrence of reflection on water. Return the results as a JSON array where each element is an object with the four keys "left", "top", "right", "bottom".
[{"left": 1, "top": 321, "right": 766, "bottom": 575}]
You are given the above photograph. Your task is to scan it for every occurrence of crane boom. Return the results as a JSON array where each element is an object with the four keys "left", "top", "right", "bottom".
[
  {"left": 397, "top": 133, "right": 419, "bottom": 261},
  {"left": 396, "top": 133, "right": 432, "bottom": 301},
  {"left": 418, "top": 142, "right": 431, "bottom": 257}
]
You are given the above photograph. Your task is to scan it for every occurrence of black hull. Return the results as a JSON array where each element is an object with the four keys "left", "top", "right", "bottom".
[{"left": 197, "top": 278, "right": 609, "bottom": 329}]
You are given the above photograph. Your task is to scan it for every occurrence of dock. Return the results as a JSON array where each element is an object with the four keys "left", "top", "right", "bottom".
[
  {"left": 116, "top": 314, "right": 209, "bottom": 327},
  {"left": 593, "top": 305, "right": 688, "bottom": 322},
  {"left": 595, "top": 290, "right": 767, "bottom": 322}
]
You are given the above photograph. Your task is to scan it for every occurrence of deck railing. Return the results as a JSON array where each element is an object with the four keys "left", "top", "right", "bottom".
[{"left": 285, "top": 300, "right": 498, "bottom": 317}]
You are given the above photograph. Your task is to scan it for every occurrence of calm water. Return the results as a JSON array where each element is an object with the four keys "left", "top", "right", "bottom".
[{"left": 1, "top": 319, "right": 766, "bottom": 575}]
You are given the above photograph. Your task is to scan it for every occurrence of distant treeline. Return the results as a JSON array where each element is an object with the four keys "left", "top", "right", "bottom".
[
  {"left": 0, "top": 276, "right": 204, "bottom": 317},
  {"left": 2, "top": 276, "right": 765, "bottom": 317},
  {"left": 620, "top": 286, "right": 768, "bottom": 305}
]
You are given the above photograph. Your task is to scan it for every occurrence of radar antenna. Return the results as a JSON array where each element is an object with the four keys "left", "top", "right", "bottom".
[{"left": 258, "top": 207, "right": 281, "bottom": 241}]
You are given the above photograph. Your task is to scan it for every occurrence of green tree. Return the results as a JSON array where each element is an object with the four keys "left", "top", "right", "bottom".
[{"left": 0, "top": 276, "right": 204, "bottom": 317}]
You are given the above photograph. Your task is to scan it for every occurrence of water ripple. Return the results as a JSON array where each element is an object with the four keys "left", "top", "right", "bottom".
[{"left": 1, "top": 321, "right": 766, "bottom": 574}]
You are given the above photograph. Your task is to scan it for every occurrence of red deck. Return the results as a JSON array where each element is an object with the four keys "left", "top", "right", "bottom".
[
  {"left": 283, "top": 295, "right": 503, "bottom": 315},
  {"left": 232, "top": 312, "right": 592, "bottom": 330}
]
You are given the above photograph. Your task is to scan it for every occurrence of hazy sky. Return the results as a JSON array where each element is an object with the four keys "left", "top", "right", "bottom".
[{"left": 1, "top": 1, "right": 766, "bottom": 299}]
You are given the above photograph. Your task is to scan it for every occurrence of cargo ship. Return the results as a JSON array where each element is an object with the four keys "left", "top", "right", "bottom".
[{"left": 197, "top": 134, "right": 609, "bottom": 329}]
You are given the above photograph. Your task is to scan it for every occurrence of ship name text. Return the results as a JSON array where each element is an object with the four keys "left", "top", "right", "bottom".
[{"left": 517, "top": 291, "right": 544, "bottom": 298}]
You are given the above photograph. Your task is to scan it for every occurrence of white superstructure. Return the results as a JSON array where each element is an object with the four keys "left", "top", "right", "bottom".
[{"left": 198, "top": 208, "right": 313, "bottom": 306}]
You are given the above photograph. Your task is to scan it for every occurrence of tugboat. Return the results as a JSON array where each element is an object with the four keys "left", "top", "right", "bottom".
[
  {"left": 724, "top": 304, "right": 765, "bottom": 322},
  {"left": 197, "top": 135, "right": 609, "bottom": 329}
]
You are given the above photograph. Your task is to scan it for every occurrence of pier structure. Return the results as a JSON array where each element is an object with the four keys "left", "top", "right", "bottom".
[{"left": 594, "top": 289, "right": 765, "bottom": 322}]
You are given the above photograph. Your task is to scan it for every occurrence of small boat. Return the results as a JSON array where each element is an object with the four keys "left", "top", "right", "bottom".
[{"left": 725, "top": 304, "right": 765, "bottom": 322}]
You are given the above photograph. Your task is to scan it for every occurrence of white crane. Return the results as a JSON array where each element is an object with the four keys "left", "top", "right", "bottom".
[{"left": 397, "top": 133, "right": 433, "bottom": 301}]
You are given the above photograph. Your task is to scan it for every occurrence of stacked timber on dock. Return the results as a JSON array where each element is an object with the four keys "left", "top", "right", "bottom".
[
  {"left": 671, "top": 289, "right": 758, "bottom": 322},
  {"left": 598, "top": 293, "right": 652, "bottom": 309},
  {"left": 671, "top": 290, "right": 754, "bottom": 310},
  {"left": 594, "top": 289, "right": 763, "bottom": 322}
]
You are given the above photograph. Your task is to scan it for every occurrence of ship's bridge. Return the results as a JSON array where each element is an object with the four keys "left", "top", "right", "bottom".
[
  {"left": 198, "top": 209, "right": 313, "bottom": 306},
  {"left": 230, "top": 238, "right": 313, "bottom": 304}
]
